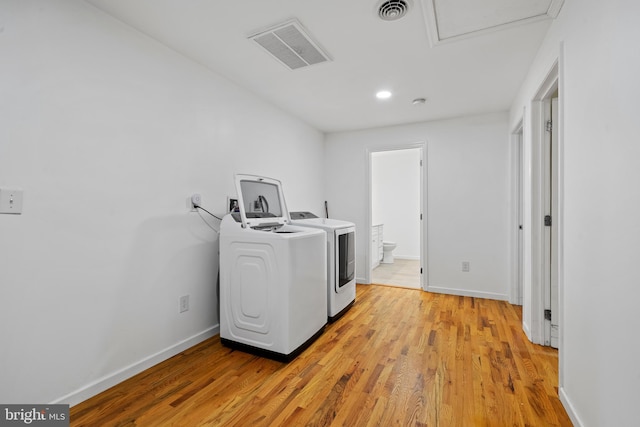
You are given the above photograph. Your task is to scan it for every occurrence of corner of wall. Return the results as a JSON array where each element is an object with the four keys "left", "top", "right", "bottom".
[
  {"left": 53, "top": 326, "right": 219, "bottom": 406},
  {"left": 559, "top": 386, "right": 585, "bottom": 427}
]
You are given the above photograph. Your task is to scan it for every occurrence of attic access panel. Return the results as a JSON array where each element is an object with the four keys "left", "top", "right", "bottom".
[{"left": 422, "top": 0, "right": 564, "bottom": 44}]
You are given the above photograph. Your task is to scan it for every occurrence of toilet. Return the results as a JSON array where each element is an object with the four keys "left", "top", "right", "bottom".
[{"left": 382, "top": 241, "right": 397, "bottom": 264}]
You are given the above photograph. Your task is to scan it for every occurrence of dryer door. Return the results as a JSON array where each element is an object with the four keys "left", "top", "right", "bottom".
[{"left": 336, "top": 226, "right": 356, "bottom": 291}]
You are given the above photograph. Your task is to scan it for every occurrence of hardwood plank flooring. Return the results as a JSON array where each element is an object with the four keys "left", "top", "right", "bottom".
[{"left": 70, "top": 285, "right": 572, "bottom": 426}]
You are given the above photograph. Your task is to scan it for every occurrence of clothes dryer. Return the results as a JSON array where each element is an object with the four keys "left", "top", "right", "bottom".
[
  {"left": 290, "top": 212, "right": 356, "bottom": 322},
  {"left": 220, "top": 175, "right": 327, "bottom": 361}
]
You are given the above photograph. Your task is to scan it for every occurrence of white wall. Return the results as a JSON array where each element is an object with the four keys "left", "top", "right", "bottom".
[
  {"left": 371, "top": 149, "right": 420, "bottom": 259},
  {"left": 510, "top": 0, "right": 640, "bottom": 425},
  {"left": 325, "top": 112, "right": 511, "bottom": 300},
  {"left": 0, "top": 0, "right": 325, "bottom": 405}
]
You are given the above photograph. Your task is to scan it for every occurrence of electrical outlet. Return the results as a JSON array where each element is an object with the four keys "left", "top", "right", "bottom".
[
  {"left": 191, "top": 194, "right": 201, "bottom": 209},
  {"left": 180, "top": 295, "right": 190, "bottom": 313},
  {"left": 462, "top": 261, "right": 470, "bottom": 272},
  {"left": 0, "top": 188, "right": 23, "bottom": 214}
]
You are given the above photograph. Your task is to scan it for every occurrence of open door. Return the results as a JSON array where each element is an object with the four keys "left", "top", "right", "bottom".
[
  {"left": 511, "top": 123, "right": 524, "bottom": 306},
  {"left": 543, "top": 96, "right": 559, "bottom": 348}
]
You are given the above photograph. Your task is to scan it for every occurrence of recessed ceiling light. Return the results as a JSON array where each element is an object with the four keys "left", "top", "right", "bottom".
[
  {"left": 376, "top": 90, "right": 392, "bottom": 99},
  {"left": 412, "top": 97, "right": 427, "bottom": 105}
]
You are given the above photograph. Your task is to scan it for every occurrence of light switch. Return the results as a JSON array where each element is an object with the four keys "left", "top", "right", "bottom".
[{"left": 0, "top": 188, "right": 23, "bottom": 214}]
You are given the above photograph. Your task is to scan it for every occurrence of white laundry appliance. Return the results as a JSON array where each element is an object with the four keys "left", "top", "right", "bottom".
[
  {"left": 219, "top": 174, "right": 327, "bottom": 361},
  {"left": 290, "top": 212, "right": 356, "bottom": 322}
]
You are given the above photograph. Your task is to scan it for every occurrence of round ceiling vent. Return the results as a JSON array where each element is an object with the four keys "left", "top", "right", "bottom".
[{"left": 377, "top": 0, "right": 411, "bottom": 21}]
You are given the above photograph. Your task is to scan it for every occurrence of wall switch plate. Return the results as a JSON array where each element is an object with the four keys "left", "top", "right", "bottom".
[
  {"left": 180, "top": 295, "right": 190, "bottom": 313},
  {"left": 0, "top": 188, "right": 23, "bottom": 214},
  {"left": 462, "top": 261, "right": 470, "bottom": 272}
]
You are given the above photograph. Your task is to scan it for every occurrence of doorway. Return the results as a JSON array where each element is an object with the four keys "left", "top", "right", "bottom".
[
  {"left": 529, "top": 61, "right": 562, "bottom": 349},
  {"left": 368, "top": 145, "right": 426, "bottom": 290},
  {"left": 511, "top": 121, "right": 524, "bottom": 306}
]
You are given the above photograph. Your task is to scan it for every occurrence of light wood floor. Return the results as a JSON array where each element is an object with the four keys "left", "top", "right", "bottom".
[
  {"left": 70, "top": 285, "right": 572, "bottom": 426},
  {"left": 371, "top": 258, "right": 421, "bottom": 289}
]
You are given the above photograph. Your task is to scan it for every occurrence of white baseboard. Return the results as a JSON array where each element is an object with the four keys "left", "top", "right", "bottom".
[
  {"left": 54, "top": 325, "right": 219, "bottom": 407},
  {"left": 426, "top": 285, "right": 508, "bottom": 301},
  {"left": 559, "top": 386, "right": 584, "bottom": 427},
  {"left": 522, "top": 320, "right": 532, "bottom": 342}
]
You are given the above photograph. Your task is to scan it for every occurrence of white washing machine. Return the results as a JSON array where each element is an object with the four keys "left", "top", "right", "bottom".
[
  {"left": 219, "top": 175, "right": 327, "bottom": 361},
  {"left": 290, "top": 212, "right": 356, "bottom": 322}
]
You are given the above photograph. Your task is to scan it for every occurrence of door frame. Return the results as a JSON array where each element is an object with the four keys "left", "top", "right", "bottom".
[
  {"left": 366, "top": 142, "right": 428, "bottom": 290},
  {"left": 528, "top": 58, "right": 564, "bottom": 350}
]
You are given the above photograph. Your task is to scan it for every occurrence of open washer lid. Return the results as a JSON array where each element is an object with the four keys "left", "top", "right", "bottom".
[{"left": 234, "top": 174, "right": 291, "bottom": 229}]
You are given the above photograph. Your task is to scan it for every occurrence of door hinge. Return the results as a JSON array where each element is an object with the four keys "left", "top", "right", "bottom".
[
  {"left": 420, "top": 213, "right": 423, "bottom": 220},
  {"left": 420, "top": 268, "right": 423, "bottom": 274},
  {"left": 546, "top": 119, "right": 553, "bottom": 132},
  {"left": 544, "top": 309, "right": 552, "bottom": 321},
  {"left": 544, "top": 215, "right": 552, "bottom": 226},
  {"left": 420, "top": 159, "right": 423, "bottom": 166}
]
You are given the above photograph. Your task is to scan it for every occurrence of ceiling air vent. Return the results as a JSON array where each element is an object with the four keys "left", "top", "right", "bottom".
[
  {"left": 248, "top": 19, "right": 331, "bottom": 70},
  {"left": 377, "top": 0, "right": 411, "bottom": 21}
]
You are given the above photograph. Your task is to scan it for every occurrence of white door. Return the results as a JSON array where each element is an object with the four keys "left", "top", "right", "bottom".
[
  {"left": 543, "top": 97, "right": 559, "bottom": 348},
  {"left": 550, "top": 97, "right": 559, "bottom": 348},
  {"left": 517, "top": 131, "right": 524, "bottom": 305},
  {"left": 419, "top": 147, "right": 425, "bottom": 289}
]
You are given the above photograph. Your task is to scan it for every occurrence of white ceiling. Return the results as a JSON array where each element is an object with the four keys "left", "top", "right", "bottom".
[{"left": 84, "top": 0, "right": 562, "bottom": 133}]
